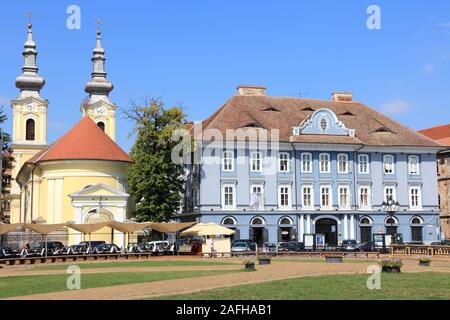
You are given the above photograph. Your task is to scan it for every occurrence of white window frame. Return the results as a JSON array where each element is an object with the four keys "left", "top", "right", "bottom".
[
  {"left": 320, "top": 185, "right": 333, "bottom": 210},
  {"left": 301, "top": 153, "right": 313, "bottom": 173},
  {"left": 358, "top": 186, "right": 372, "bottom": 210},
  {"left": 301, "top": 184, "right": 314, "bottom": 210},
  {"left": 222, "top": 150, "right": 234, "bottom": 172},
  {"left": 383, "top": 155, "right": 395, "bottom": 175},
  {"left": 278, "top": 152, "right": 290, "bottom": 173},
  {"left": 221, "top": 184, "right": 236, "bottom": 210},
  {"left": 409, "top": 186, "right": 422, "bottom": 210},
  {"left": 249, "top": 184, "right": 265, "bottom": 211},
  {"left": 250, "top": 151, "right": 262, "bottom": 172},
  {"left": 319, "top": 153, "right": 331, "bottom": 173},
  {"left": 338, "top": 185, "right": 351, "bottom": 210},
  {"left": 408, "top": 155, "right": 420, "bottom": 175},
  {"left": 383, "top": 186, "right": 397, "bottom": 202},
  {"left": 278, "top": 185, "right": 292, "bottom": 210},
  {"left": 358, "top": 154, "right": 370, "bottom": 174},
  {"left": 337, "top": 153, "right": 349, "bottom": 173}
]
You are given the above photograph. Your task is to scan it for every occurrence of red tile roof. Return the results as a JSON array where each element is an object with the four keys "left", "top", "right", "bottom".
[
  {"left": 195, "top": 95, "right": 441, "bottom": 147},
  {"left": 419, "top": 124, "right": 450, "bottom": 147},
  {"left": 27, "top": 116, "right": 132, "bottom": 164}
]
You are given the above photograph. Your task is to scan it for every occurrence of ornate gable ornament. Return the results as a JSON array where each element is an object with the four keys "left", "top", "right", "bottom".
[{"left": 293, "top": 108, "right": 355, "bottom": 137}]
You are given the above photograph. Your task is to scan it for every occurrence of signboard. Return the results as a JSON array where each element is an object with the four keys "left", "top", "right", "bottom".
[
  {"left": 315, "top": 234, "right": 326, "bottom": 250},
  {"left": 373, "top": 233, "right": 386, "bottom": 252},
  {"left": 303, "top": 234, "right": 315, "bottom": 250}
]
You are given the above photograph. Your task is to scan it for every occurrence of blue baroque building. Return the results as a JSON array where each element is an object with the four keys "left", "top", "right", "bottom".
[{"left": 180, "top": 86, "right": 442, "bottom": 246}]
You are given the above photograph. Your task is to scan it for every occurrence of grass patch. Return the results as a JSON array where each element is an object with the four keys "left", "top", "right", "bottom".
[
  {"left": 32, "top": 259, "right": 234, "bottom": 271},
  {"left": 0, "top": 270, "right": 239, "bottom": 298},
  {"left": 158, "top": 272, "right": 450, "bottom": 300}
]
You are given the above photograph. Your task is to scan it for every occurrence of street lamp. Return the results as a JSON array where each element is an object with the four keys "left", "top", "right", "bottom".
[{"left": 381, "top": 195, "right": 400, "bottom": 243}]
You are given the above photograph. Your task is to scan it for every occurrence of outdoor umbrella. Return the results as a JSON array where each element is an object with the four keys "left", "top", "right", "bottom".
[
  {"left": 180, "top": 223, "right": 235, "bottom": 236},
  {"left": 23, "top": 223, "right": 67, "bottom": 257},
  {"left": 67, "top": 222, "right": 109, "bottom": 254},
  {"left": 108, "top": 221, "right": 153, "bottom": 252},
  {"left": 148, "top": 222, "right": 196, "bottom": 254},
  {"left": 0, "top": 223, "right": 21, "bottom": 235}
]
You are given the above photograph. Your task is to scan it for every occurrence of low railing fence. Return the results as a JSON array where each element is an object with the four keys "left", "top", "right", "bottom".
[{"left": 391, "top": 244, "right": 450, "bottom": 256}]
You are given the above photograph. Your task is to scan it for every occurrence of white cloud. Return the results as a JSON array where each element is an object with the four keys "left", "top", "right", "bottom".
[
  {"left": 380, "top": 101, "right": 413, "bottom": 115},
  {"left": 423, "top": 64, "right": 434, "bottom": 73}
]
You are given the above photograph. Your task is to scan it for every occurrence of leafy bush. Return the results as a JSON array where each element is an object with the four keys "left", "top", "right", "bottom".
[
  {"left": 257, "top": 256, "right": 271, "bottom": 261},
  {"left": 243, "top": 260, "right": 255, "bottom": 268},
  {"left": 379, "top": 259, "right": 403, "bottom": 268},
  {"left": 418, "top": 256, "right": 432, "bottom": 263}
]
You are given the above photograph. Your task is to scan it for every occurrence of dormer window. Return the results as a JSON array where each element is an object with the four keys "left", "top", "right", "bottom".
[
  {"left": 320, "top": 118, "right": 328, "bottom": 132},
  {"left": 263, "top": 107, "right": 279, "bottom": 112}
]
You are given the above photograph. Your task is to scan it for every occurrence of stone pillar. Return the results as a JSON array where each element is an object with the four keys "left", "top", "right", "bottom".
[
  {"left": 350, "top": 215, "right": 355, "bottom": 240},
  {"left": 306, "top": 215, "right": 311, "bottom": 234},
  {"left": 344, "top": 214, "right": 348, "bottom": 240},
  {"left": 299, "top": 214, "right": 304, "bottom": 240}
]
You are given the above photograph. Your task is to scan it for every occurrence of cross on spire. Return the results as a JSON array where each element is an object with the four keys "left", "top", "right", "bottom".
[
  {"left": 97, "top": 19, "right": 101, "bottom": 32},
  {"left": 27, "top": 12, "right": 32, "bottom": 28}
]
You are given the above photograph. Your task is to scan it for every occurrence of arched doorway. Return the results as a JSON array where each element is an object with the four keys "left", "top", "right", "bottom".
[
  {"left": 410, "top": 216, "right": 424, "bottom": 243},
  {"left": 278, "top": 217, "right": 295, "bottom": 242},
  {"left": 221, "top": 216, "right": 239, "bottom": 241},
  {"left": 315, "top": 218, "right": 338, "bottom": 246},
  {"left": 359, "top": 216, "right": 373, "bottom": 243},
  {"left": 84, "top": 208, "right": 114, "bottom": 243},
  {"left": 249, "top": 216, "right": 267, "bottom": 249},
  {"left": 385, "top": 216, "right": 398, "bottom": 237}
]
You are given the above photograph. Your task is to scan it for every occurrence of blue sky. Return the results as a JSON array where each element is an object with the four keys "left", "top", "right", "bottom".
[{"left": 1, "top": 0, "right": 450, "bottom": 151}]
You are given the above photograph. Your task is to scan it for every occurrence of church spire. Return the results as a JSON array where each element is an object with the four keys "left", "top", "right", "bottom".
[
  {"left": 15, "top": 16, "right": 45, "bottom": 99},
  {"left": 84, "top": 20, "right": 113, "bottom": 103}
]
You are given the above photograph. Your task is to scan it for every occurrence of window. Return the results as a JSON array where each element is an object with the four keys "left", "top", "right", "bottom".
[
  {"left": 278, "top": 185, "right": 291, "bottom": 209},
  {"left": 409, "top": 187, "right": 422, "bottom": 210},
  {"left": 358, "top": 186, "right": 372, "bottom": 210},
  {"left": 222, "top": 217, "right": 236, "bottom": 225},
  {"left": 408, "top": 156, "right": 419, "bottom": 175},
  {"left": 278, "top": 153, "right": 289, "bottom": 172},
  {"left": 222, "top": 184, "right": 236, "bottom": 209},
  {"left": 319, "top": 153, "right": 330, "bottom": 173},
  {"left": 250, "top": 185, "right": 264, "bottom": 210},
  {"left": 301, "top": 153, "right": 312, "bottom": 173},
  {"left": 383, "top": 155, "right": 395, "bottom": 174},
  {"left": 320, "top": 118, "right": 328, "bottom": 132},
  {"left": 358, "top": 154, "right": 369, "bottom": 174},
  {"left": 320, "top": 185, "right": 332, "bottom": 209},
  {"left": 338, "top": 186, "right": 350, "bottom": 209},
  {"left": 301, "top": 185, "right": 314, "bottom": 209},
  {"left": 250, "top": 152, "right": 262, "bottom": 172},
  {"left": 337, "top": 154, "right": 349, "bottom": 173},
  {"left": 411, "top": 217, "right": 423, "bottom": 243},
  {"left": 25, "top": 119, "right": 35, "bottom": 141},
  {"left": 222, "top": 151, "right": 234, "bottom": 171},
  {"left": 383, "top": 186, "right": 397, "bottom": 202},
  {"left": 97, "top": 121, "right": 105, "bottom": 132}
]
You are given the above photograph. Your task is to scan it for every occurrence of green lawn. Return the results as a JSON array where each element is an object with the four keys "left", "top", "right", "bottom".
[
  {"left": 158, "top": 272, "right": 450, "bottom": 300},
  {"left": 32, "top": 259, "right": 234, "bottom": 270},
  {"left": 0, "top": 270, "right": 239, "bottom": 298}
]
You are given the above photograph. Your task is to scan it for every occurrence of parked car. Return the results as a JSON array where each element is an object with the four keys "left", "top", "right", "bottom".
[
  {"left": 0, "top": 246, "right": 14, "bottom": 259},
  {"left": 338, "top": 240, "right": 359, "bottom": 252},
  {"left": 96, "top": 243, "right": 121, "bottom": 254},
  {"left": 431, "top": 240, "right": 450, "bottom": 246},
  {"left": 262, "top": 242, "right": 277, "bottom": 252},
  {"left": 277, "top": 242, "right": 289, "bottom": 252},
  {"left": 286, "top": 241, "right": 304, "bottom": 252},
  {"left": 232, "top": 239, "right": 256, "bottom": 251},
  {"left": 145, "top": 241, "right": 170, "bottom": 255},
  {"left": 231, "top": 241, "right": 250, "bottom": 253},
  {"left": 357, "top": 241, "right": 375, "bottom": 252},
  {"left": 30, "top": 241, "right": 66, "bottom": 255}
]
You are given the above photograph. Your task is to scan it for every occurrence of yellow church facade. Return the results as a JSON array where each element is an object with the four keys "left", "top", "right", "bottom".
[{"left": 9, "top": 22, "right": 132, "bottom": 245}]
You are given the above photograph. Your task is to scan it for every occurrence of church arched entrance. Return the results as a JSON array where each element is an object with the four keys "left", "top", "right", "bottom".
[{"left": 315, "top": 218, "right": 338, "bottom": 247}]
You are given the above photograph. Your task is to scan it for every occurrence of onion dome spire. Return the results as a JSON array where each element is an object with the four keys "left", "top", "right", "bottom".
[
  {"left": 15, "top": 15, "right": 45, "bottom": 98},
  {"left": 84, "top": 20, "right": 113, "bottom": 102}
]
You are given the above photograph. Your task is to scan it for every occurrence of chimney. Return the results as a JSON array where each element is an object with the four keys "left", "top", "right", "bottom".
[
  {"left": 237, "top": 85, "right": 266, "bottom": 96},
  {"left": 332, "top": 92, "right": 352, "bottom": 102}
]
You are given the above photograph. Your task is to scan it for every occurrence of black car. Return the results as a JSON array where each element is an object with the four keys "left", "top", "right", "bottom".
[
  {"left": 0, "top": 246, "right": 14, "bottom": 259},
  {"left": 286, "top": 241, "right": 304, "bottom": 252},
  {"left": 357, "top": 241, "right": 375, "bottom": 252},
  {"left": 430, "top": 240, "right": 450, "bottom": 246},
  {"left": 96, "top": 243, "right": 121, "bottom": 254},
  {"left": 232, "top": 239, "right": 256, "bottom": 251},
  {"left": 30, "top": 241, "right": 66, "bottom": 255},
  {"left": 338, "top": 240, "right": 359, "bottom": 252}
]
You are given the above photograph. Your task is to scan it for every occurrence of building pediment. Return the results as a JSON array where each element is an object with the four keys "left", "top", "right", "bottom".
[
  {"left": 293, "top": 108, "right": 355, "bottom": 137},
  {"left": 69, "top": 183, "right": 129, "bottom": 200}
]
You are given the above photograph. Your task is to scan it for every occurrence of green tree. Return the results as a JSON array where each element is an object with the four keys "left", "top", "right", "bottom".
[
  {"left": 124, "top": 98, "right": 188, "bottom": 222},
  {"left": 1, "top": 106, "right": 13, "bottom": 202}
]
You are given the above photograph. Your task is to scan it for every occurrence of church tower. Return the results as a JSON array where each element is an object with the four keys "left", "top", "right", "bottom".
[
  {"left": 81, "top": 24, "right": 116, "bottom": 141},
  {"left": 10, "top": 20, "right": 48, "bottom": 223}
]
